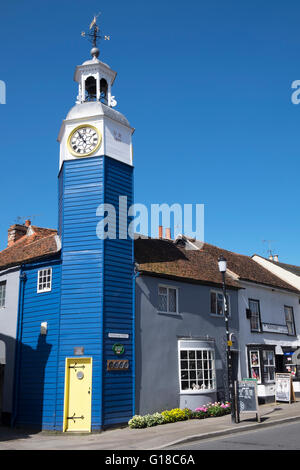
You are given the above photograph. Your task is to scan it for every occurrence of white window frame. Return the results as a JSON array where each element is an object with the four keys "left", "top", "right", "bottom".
[
  {"left": 249, "top": 349, "right": 261, "bottom": 383},
  {"left": 262, "top": 349, "right": 275, "bottom": 383},
  {"left": 0, "top": 281, "right": 6, "bottom": 308},
  {"left": 210, "top": 290, "right": 230, "bottom": 317},
  {"left": 37, "top": 268, "right": 52, "bottom": 293},
  {"left": 158, "top": 284, "right": 179, "bottom": 315},
  {"left": 178, "top": 340, "right": 216, "bottom": 394}
]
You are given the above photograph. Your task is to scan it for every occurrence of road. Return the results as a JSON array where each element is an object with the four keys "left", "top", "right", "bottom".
[{"left": 169, "top": 420, "right": 300, "bottom": 450}]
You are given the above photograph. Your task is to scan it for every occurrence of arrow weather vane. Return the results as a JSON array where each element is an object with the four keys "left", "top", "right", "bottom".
[{"left": 81, "top": 13, "right": 110, "bottom": 58}]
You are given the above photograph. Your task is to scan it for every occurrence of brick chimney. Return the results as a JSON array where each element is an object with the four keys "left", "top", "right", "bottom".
[
  {"left": 165, "top": 228, "right": 171, "bottom": 240},
  {"left": 7, "top": 223, "right": 28, "bottom": 247}
]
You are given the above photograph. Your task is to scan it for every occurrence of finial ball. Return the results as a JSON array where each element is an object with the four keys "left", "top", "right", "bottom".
[{"left": 91, "top": 47, "right": 100, "bottom": 58}]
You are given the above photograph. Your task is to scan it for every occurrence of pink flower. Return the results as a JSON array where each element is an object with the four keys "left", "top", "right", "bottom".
[{"left": 195, "top": 407, "right": 208, "bottom": 413}]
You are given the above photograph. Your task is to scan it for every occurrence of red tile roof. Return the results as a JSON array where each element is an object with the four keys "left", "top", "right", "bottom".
[
  {"left": 1, "top": 224, "right": 298, "bottom": 295},
  {"left": 134, "top": 236, "right": 300, "bottom": 293},
  {"left": 0, "top": 225, "right": 60, "bottom": 270},
  {"left": 134, "top": 237, "right": 240, "bottom": 289},
  {"left": 201, "top": 242, "right": 299, "bottom": 293}
]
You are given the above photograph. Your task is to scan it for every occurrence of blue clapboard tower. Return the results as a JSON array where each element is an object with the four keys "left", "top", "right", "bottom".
[
  {"left": 13, "top": 21, "right": 135, "bottom": 432},
  {"left": 56, "top": 30, "right": 135, "bottom": 430}
]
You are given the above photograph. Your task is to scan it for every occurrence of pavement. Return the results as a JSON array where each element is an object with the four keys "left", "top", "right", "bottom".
[{"left": 0, "top": 401, "right": 300, "bottom": 450}]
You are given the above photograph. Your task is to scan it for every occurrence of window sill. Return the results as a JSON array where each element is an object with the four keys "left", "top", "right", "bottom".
[
  {"left": 157, "top": 311, "right": 180, "bottom": 316},
  {"left": 180, "top": 389, "right": 217, "bottom": 395},
  {"left": 210, "top": 313, "right": 231, "bottom": 318}
]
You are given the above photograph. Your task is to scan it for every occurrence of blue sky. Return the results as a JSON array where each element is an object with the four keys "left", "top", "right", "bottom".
[{"left": 1, "top": 0, "right": 300, "bottom": 264}]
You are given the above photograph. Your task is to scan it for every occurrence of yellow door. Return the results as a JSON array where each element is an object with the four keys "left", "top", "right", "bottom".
[{"left": 63, "top": 357, "right": 92, "bottom": 432}]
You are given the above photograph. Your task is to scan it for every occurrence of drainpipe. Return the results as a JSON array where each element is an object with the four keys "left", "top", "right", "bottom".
[{"left": 11, "top": 268, "right": 27, "bottom": 427}]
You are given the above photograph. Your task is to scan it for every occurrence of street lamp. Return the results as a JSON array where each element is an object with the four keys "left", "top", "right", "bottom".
[{"left": 218, "top": 255, "right": 237, "bottom": 424}]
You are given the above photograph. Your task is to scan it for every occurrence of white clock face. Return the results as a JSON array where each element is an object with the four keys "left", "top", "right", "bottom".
[{"left": 68, "top": 125, "right": 101, "bottom": 157}]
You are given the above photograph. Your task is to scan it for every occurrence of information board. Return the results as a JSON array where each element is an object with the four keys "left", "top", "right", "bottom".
[
  {"left": 275, "top": 373, "right": 295, "bottom": 403},
  {"left": 237, "top": 380, "right": 260, "bottom": 422}
]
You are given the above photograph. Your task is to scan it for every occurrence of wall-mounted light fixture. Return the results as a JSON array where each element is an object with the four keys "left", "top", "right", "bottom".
[{"left": 40, "top": 322, "right": 48, "bottom": 335}]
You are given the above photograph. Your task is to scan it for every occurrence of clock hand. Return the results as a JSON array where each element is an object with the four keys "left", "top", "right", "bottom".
[{"left": 78, "top": 131, "right": 86, "bottom": 143}]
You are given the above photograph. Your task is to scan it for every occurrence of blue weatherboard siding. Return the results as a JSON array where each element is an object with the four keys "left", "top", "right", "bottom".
[
  {"left": 57, "top": 157, "right": 104, "bottom": 430},
  {"left": 102, "top": 157, "right": 134, "bottom": 426},
  {"left": 58, "top": 155, "right": 134, "bottom": 429},
  {"left": 14, "top": 155, "right": 134, "bottom": 430},
  {"left": 14, "top": 257, "right": 61, "bottom": 430}
]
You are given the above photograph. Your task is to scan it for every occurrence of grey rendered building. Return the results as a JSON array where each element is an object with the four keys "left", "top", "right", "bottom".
[{"left": 134, "top": 236, "right": 240, "bottom": 415}]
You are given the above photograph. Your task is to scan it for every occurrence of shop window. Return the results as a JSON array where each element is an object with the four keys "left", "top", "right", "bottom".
[
  {"left": 210, "top": 291, "right": 230, "bottom": 316},
  {"left": 249, "top": 350, "right": 261, "bottom": 382},
  {"left": 249, "top": 299, "right": 261, "bottom": 332},
  {"left": 178, "top": 340, "right": 216, "bottom": 392},
  {"left": 37, "top": 268, "right": 52, "bottom": 293},
  {"left": 0, "top": 281, "right": 6, "bottom": 308},
  {"left": 158, "top": 285, "right": 178, "bottom": 314},
  {"left": 283, "top": 351, "right": 300, "bottom": 379},
  {"left": 248, "top": 346, "right": 276, "bottom": 384},
  {"left": 262, "top": 350, "right": 275, "bottom": 383},
  {"left": 284, "top": 306, "right": 295, "bottom": 336}
]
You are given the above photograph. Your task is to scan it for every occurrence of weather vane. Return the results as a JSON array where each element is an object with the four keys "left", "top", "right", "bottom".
[{"left": 81, "top": 13, "right": 110, "bottom": 58}]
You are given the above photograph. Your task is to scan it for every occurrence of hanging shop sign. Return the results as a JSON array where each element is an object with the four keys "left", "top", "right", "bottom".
[
  {"left": 275, "top": 373, "right": 295, "bottom": 404},
  {"left": 112, "top": 343, "right": 125, "bottom": 355},
  {"left": 237, "top": 379, "right": 260, "bottom": 422}
]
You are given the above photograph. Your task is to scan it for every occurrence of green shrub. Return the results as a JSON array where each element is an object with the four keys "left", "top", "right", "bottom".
[
  {"left": 128, "top": 403, "right": 231, "bottom": 429},
  {"left": 144, "top": 413, "right": 165, "bottom": 427},
  {"left": 128, "top": 415, "right": 147, "bottom": 428},
  {"left": 191, "top": 410, "right": 207, "bottom": 419},
  {"left": 161, "top": 408, "right": 189, "bottom": 423},
  {"left": 206, "top": 402, "right": 231, "bottom": 417},
  {"left": 183, "top": 408, "right": 193, "bottom": 419}
]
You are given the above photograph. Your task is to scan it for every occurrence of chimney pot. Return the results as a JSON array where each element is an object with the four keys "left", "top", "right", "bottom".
[
  {"left": 158, "top": 225, "right": 163, "bottom": 239},
  {"left": 269, "top": 255, "right": 273, "bottom": 261},
  {"left": 273, "top": 254, "right": 279, "bottom": 262},
  {"left": 25, "top": 220, "right": 31, "bottom": 227},
  {"left": 165, "top": 228, "right": 171, "bottom": 240}
]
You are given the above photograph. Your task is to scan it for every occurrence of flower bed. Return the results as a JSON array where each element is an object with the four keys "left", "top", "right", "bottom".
[{"left": 128, "top": 402, "right": 231, "bottom": 429}]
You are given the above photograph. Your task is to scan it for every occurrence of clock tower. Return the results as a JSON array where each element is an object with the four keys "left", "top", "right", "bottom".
[
  {"left": 58, "top": 39, "right": 134, "bottom": 168},
  {"left": 57, "top": 21, "right": 135, "bottom": 431}
]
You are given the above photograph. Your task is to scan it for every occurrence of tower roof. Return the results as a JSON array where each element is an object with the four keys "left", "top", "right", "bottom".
[{"left": 64, "top": 101, "right": 131, "bottom": 126}]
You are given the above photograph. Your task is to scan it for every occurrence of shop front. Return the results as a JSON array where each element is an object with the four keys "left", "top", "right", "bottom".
[{"left": 247, "top": 344, "right": 300, "bottom": 403}]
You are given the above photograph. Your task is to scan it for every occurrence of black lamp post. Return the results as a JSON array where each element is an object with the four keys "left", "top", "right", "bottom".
[{"left": 218, "top": 255, "right": 237, "bottom": 424}]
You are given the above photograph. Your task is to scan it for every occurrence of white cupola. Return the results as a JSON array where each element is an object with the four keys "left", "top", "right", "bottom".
[
  {"left": 57, "top": 19, "right": 134, "bottom": 170},
  {"left": 74, "top": 50, "right": 117, "bottom": 107}
]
